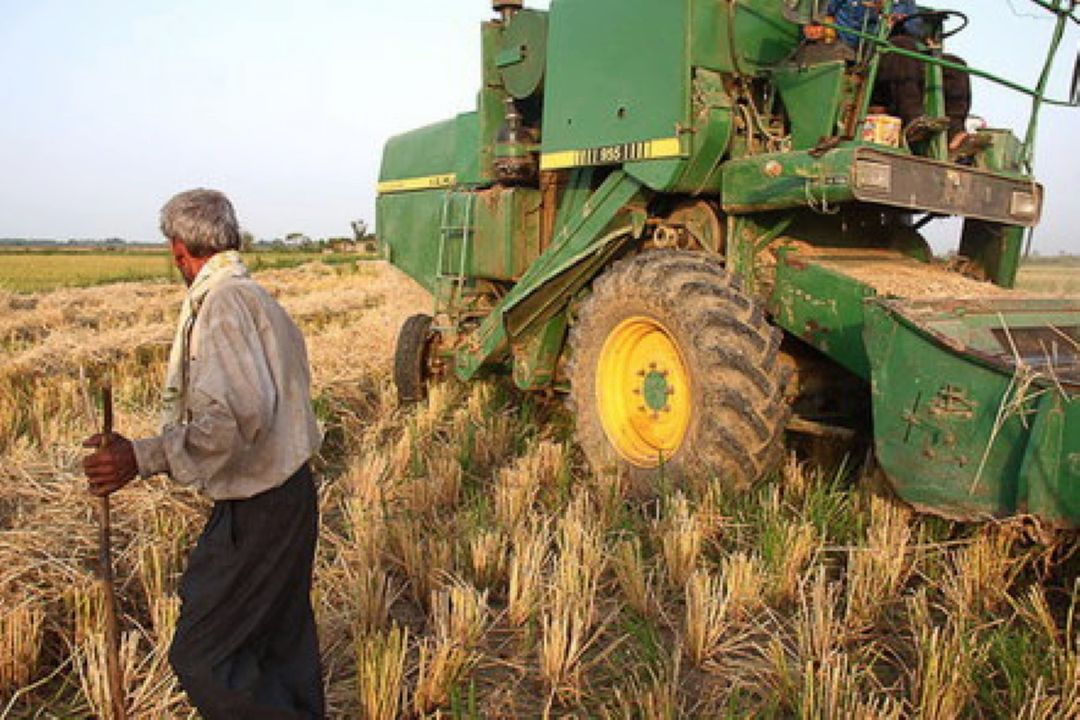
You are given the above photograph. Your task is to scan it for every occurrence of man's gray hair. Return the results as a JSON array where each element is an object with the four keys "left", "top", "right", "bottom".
[{"left": 160, "top": 188, "right": 241, "bottom": 257}]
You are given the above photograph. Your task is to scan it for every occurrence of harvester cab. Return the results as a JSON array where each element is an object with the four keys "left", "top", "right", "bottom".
[{"left": 379, "top": 0, "right": 1080, "bottom": 528}]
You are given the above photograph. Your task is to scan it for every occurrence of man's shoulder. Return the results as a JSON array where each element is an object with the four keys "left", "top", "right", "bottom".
[
  {"left": 203, "top": 276, "right": 283, "bottom": 321},
  {"left": 206, "top": 274, "right": 267, "bottom": 300}
]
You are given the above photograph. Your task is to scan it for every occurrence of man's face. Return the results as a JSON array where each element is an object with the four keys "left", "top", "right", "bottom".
[{"left": 169, "top": 239, "right": 198, "bottom": 286}]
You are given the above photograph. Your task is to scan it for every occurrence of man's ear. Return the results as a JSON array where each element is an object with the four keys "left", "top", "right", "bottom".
[{"left": 171, "top": 238, "right": 199, "bottom": 262}]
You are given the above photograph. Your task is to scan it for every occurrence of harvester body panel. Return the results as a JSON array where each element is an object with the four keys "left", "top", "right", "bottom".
[
  {"left": 540, "top": 0, "right": 689, "bottom": 178},
  {"left": 377, "top": 113, "right": 479, "bottom": 294}
]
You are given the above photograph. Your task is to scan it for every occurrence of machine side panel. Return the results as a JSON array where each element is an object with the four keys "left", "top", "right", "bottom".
[
  {"left": 864, "top": 303, "right": 1026, "bottom": 521},
  {"left": 730, "top": 0, "right": 802, "bottom": 70},
  {"left": 378, "top": 112, "right": 482, "bottom": 187},
  {"left": 377, "top": 112, "right": 484, "bottom": 294},
  {"left": 472, "top": 187, "right": 543, "bottom": 282},
  {"left": 769, "top": 253, "right": 876, "bottom": 379},
  {"left": 379, "top": 118, "right": 458, "bottom": 186},
  {"left": 376, "top": 191, "right": 445, "bottom": 295},
  {"left": 453, "top": 112, "right": 483, "bottom": 186},
  {"left": 541, "top": 0, "right": 689, "bottom": 163},
  {"left": 773, "top": 62, "right": 847, "bottom": 151}
]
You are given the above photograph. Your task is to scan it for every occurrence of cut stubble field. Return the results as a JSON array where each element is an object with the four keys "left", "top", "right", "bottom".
[{"left": 1, "top": 257, "right": 1078, "bottom": 717}]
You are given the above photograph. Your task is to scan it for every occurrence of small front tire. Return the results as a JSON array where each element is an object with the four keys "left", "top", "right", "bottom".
[{"left": 393, "top": 313, "right": 437, "bottom": 405}]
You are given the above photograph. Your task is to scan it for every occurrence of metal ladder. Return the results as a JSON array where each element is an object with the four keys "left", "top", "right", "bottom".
[{"left": 435, "top": 190, "right": 475, "bottom": 316}]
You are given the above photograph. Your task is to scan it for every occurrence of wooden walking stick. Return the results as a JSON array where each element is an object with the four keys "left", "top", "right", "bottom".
[
  {"left": 98, "top": 380, "right": 126, "bottom": 720},
  {"left": 81, "top": 370, "right": 126, "bottom": 720}
]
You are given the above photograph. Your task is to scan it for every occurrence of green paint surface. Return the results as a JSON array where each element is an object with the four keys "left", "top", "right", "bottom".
[
  {"left": 379, "top": 113, "right": 479, "bottom": 186},
  {"left": 865, "top": 299, "right": 1080, "bottom": 527},
  {"left": 542, "top": 0, "right": 688, "bottom": 157},
  {"left": 769, "top": 252, "right": 877, "bottom": 379}
]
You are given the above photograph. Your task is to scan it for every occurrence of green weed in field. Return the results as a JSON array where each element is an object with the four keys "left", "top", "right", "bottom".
[
  {"left": 0, "top": 252, "right": 177, "bottom": 291},
  {"left": 0, "top": 250, "right": 361, "bottom": 292}
]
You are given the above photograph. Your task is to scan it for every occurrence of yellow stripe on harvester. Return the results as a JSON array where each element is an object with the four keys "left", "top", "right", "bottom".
[
  {"left": 540, "top": 137, "right": 684, "bottom": 171},
  {"left": 377, "top": 173, "right": 457, "bottom": 195}
]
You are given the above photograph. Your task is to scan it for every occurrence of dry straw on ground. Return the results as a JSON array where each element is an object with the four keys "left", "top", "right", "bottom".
[{"left": 2, "top": 258, "right": 1079, "bottom": 717}]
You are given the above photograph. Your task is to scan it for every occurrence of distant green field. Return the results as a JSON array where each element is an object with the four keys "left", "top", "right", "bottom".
[{"left": 0, "top": 250, "right": 360, "bottom": 292}]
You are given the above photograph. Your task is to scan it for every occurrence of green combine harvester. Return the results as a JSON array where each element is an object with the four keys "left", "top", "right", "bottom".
[{"left": 378, "top": 0, "right": 1080, "bottom": 528}]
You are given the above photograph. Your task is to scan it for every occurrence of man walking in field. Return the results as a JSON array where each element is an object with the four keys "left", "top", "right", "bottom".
[{"left": 82, "top": 188, "right": 325, "bottom": 719}]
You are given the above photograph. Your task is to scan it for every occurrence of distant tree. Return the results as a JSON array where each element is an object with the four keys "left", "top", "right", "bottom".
[{"left": 240, "top": 230, "right": 256, "bottom": 252}]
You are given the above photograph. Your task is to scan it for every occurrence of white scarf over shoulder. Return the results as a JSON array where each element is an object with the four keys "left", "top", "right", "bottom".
[{"left": 161, "top": 250, "right": 249, "bottom": 430}]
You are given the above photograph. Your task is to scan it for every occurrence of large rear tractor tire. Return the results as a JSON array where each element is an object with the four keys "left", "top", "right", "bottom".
[
  {"left": 393, "top": 313, "right": 438, "bottom": 405},
  {"left": 567, "top": 250, "right": 791, "bottom": 489}
]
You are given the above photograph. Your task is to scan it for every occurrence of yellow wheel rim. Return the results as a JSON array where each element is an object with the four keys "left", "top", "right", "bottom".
[{"left": 596, "top": 316, "right": 692, "bottom": 467}]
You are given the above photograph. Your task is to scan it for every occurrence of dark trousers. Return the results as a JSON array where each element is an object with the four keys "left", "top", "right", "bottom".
[
  {"left": 874, "top": 35, "right": 972, "bottom": 137},
  {"left": 169, "top": 464, "right": 325, "bottom": 720}
]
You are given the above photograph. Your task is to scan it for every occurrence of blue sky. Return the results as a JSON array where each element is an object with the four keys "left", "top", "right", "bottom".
[{"left": 0, "top": 0, "right": 1076, "bottom": 252}]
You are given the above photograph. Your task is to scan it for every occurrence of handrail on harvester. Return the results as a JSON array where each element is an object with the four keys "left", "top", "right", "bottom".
[{"left": 813, "top": 0, "right": 1079, "bottom": 172}]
